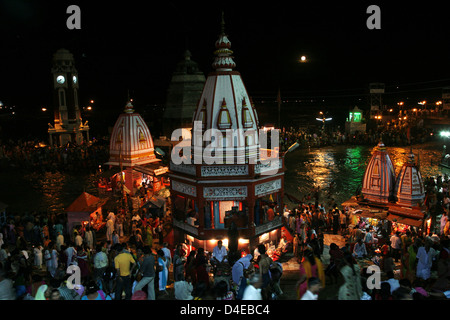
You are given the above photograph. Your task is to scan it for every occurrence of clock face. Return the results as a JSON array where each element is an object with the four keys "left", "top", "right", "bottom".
[
  {"left": 56, "top": 75, "right": 65, "bottom": 84},
  {"left": 73, "top": 75, "right": 77, "bottom": 84}
]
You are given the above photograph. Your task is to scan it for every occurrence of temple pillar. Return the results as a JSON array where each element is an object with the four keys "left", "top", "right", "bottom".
[
  {"left": 197, "top": 198, "right": 205, "bottom": 230},
  {"left": 124, "top": 167, "right": 134, "bottom": 196},
  {"left": 247, "top": 198, "right": 255, "bottom": 234}
]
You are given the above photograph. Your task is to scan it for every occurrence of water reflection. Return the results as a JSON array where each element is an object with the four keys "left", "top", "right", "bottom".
[
  {"left": 1, "top": 171, "right": 99, "bottom": 215},
  {"left": 0, "top": 142, "right": 448, "bottom": 215}
]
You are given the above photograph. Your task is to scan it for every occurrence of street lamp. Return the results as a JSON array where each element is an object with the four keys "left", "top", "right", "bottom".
[{"left": 316, "top": 111, "right": 332, "bottom": 130}]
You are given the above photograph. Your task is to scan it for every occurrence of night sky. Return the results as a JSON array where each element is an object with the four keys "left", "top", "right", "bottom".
[{"left": 1, "top": 1, "right": 450, "bottom": 137}]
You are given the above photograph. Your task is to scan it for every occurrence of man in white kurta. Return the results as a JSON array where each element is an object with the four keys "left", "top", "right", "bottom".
[
  {"left": 56, "top": 232, "right": 64, "bottom": 251},
  {"left": 84, "top": 228, "right": 94, "bottom": 250},
  {"left": 212, "top": 240, "right": 228, "bottom": 266},
  {"left": 416, "top": 240, "right": 437, "bottom": 281},
  {"left": 74, "top": 233, "right": 83, "bottom": 247}
]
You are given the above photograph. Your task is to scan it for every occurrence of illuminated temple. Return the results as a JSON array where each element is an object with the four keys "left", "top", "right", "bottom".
[
  {"left": 169, "top": 17, "right": 285, "bottom": 251},
  {"left": 105, "top": 101, "right": 169, "bottom": 196}
]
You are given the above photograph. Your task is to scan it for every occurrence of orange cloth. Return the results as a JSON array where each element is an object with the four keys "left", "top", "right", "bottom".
[{"left": 267, "top": 208, "right": 275, "bottom": 221}]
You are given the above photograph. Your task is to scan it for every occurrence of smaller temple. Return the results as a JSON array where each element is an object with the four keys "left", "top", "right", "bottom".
[
  {"left": 105, "top": 101, "right": 169, "bottom": 197},
  {"left": 66, "top": 192, "right": 107, "bottom": 239},
  {"left": 394, "top": 151, "right": 425, "bottom": 207},
  {"left": 361, "top": 142, "right": 396, "bottom": 203}
]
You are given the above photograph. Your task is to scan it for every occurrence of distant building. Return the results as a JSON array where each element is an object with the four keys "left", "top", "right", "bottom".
[
  {"left": 345, "top": 106, "right": 366, "bottom": 134},
  {"left": 443, "top": 87, "right": 450, "bottom": 111},
  {"left": 48, "top": 48, "right": 89, "bottom": 146},
  {"left": 369, "top": 82, "right": 385, "bottom": 119},
  {"left": 163, "top": 50, "right": 206, "bottom": 137}
]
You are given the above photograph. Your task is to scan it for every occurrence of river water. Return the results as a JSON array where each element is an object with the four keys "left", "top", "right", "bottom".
[{"left": 0, "top": 141, "right": 447, "bottom": 215}]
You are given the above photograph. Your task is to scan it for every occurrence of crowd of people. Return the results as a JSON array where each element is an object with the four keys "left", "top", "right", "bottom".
[
  {"left": 0, "top": 138, "right": 109, "bottom": 173},
  {"left": 0, "top": 189, "right": 449, "bottom": 300},
  {"left": 0, "top": 197, "right": 176, "bottom": 301},
  {"left": 279, "top": 123, "right": 435, "bottom": 152},
  {"left": 279, "top": 178, "right": 450, "bottom": 300}
]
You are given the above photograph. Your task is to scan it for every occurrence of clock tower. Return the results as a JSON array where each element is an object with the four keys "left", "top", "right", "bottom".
[{"left": 48, "top": 48, "right": 89, "bottom": 146}]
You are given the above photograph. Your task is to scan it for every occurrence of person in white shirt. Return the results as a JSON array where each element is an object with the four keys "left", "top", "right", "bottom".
[
  {"left": 212, "top": 240, "right": 228, "bottom": 266},
  {"left": 33, "top": 245, "right": 43, "bottom": 270},
  {"left": 56, "top": 232, "right": 64, "bottom": 251},
  {"left": 65, "top": 244, "right": 77, "bottom": 266},
  {"left": 106, "top": 218, "right": 114, "bottom": 242},
  {"left": 242, "top": 273, "right": 262, "bottom": 300},
  {"left": 301, "top": 277, "right": 322, "bottom": 300},
  {"left": 381, "top": 271, "right": 400, "bottom": 294},
  {"left": 84, "top": 226, "right": 94, "bottom": 250},
  {"left": 107, "top": 212, "right": 116, "bottom": 224},
  {"left": 93, "top": 245, "right": 108, "bottom": 280},
  {"left": 283, "top": 205, "right": 290, "bottom": 220},
  {"left": 416, "top": 239, "right": 437, "bottom": 281},
  {"left": 174, "top": 276, "right": 194, "bottom": 300},
  {"left": 161, "top": 242, "right": 172, "bottom": 269},
  {"left": 74, "top": 233, "right": 83, "bottom": 247},
  {"left": 390, "top": 232, "right": 403, "bottom": 262},
  {"left": 353, "top": 239, "right": 368, "bottom": 259}
]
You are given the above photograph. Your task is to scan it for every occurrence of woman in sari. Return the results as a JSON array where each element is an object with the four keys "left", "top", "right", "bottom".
[
  {"left": 145, "top": 225, "right": 153, "bottom": 248},
  {"left": 185, "top": 250, "right": 197, "bottom": 285},
  {"left": 195, "top": 248, "right": 210, "bottom": 284},
  {"left": 401, "top": 239, "right": 419, "bottom": 283},
  {"left": 76, "top": 245, "right": 90, "bottom": 282},
  {"left": 157, "top": 249, "right": 168, "bottom": 295},
  {"left": 296, "top": 249, "right": 325, "bottom": 299}
]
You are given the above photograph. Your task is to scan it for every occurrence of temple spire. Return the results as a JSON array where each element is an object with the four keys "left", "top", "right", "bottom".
[{"left": 212, "top": 11, "right": 236, "bottom": 71}]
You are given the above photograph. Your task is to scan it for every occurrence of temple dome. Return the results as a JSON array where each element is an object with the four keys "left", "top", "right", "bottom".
[
  {"left": 191, "top": 14, "right": 259, "bottom": 164},
  {"left": 107, "top": 101, "right": 159, "bottom": 167},
  {"left": 361, "top": 142, "right": 396, "bottom": 203},
  {"left": 394, "top": 151, "right": 425, "bottom": 207}
]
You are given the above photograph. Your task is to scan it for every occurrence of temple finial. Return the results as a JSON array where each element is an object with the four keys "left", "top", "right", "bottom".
[
  {"left": 221, "top": 11, "right": 225, "bottom": 34},
  {"left": 212, "top": 11, "right": 235, "bottom": 71}
]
